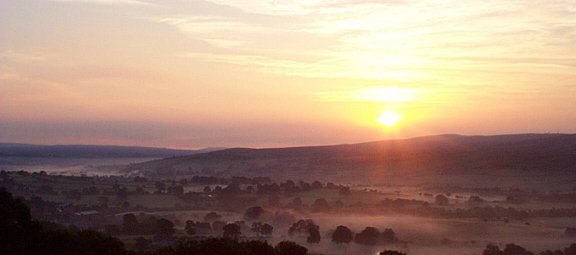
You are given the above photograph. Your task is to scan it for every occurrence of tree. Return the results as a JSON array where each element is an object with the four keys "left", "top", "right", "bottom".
[
  {"left": 380, "top": 228, "right": 396, "bottom": 243},
  {"left": 565, "top": 243, "right": 576, "bottom": 255},
  {"left": 261, "top": 223, "right": 274, "bottom": 236},
  {"left": 380, "top": 251, "right": 406, "bottom": 255},
  {"left": 275, "top": 241, "right": 308, "bottom": 255},
  {"left": 203, "top": 186, "right": 212, "bottom": 193},
  {"left": 469, "top": 195, "right": 486, "bottom": 203},
  {"left": 244, "top": 206, "right": 267, "bottom": 221},
  {"left": 311, "top": 198, "right": 331, "bottom": 212},
  {"left": 0, "top": 188, "right": 42, "bottom": 254},
  {"left": 332, "top": 225, "right": 353, "bottom": 244},
  {"left": 133, "top": 237, "right": 152, "bottom": 251},
  {"left": 311, "top": 181, "right": 323, "bottom": 189},
  {"left": 289, "top": 219, "right": 318, "bottom": 237},
  {"left": 154, "top": 218, "right": 175, "bottom": 240},
  {"left": 244, "top": 240, "right": 275, "bottom": 255},
  {"left": 354, "top": 227, "right": 380, "bottom": 246},
  {"left": 503, "top": 243, "right": 533, "bottom": 255},
  {"left": 251, "top": 222, "right": 263, "bottom": 237},
  {"left": 483, "top": 244, "right": 503, "bottom": 255},
  {"left": 251, "top": 222, "right": 274, "bottom": 237},
  {"left": 0, "top": 188, "right": 127, "bottom": 255},
  {"left": 307, "top": 227, "right": 321, "bottom": 243},
  {"left": 122, "top": 213, "right": 138, "bottom": 233},
  {"left": 185, "top": 220, "right": 196, "bottom": 235},
  {"left": 155, "top": 181, "right": 166, "bottom": 194},
  {"left": 292, "top": 197, "right": 303, "bottom": 207},
  {"left": 223, "top": 223, "right": 241, "bottom": 239},
  {"left": 339, "top": 187, "right": 351, "bottom": 196},
  {"left": 435, "top": 194, "right": 449, "bottom": 206}
]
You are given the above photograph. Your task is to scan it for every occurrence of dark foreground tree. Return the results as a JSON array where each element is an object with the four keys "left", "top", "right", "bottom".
[
  {"left": 276, "top": 241, "right": 308, "bottom": 255},
  {"left": 0, "top": 188, "right": 126, "bottom": 255},
  {"left": 483, "top": 243, "right": 535, "bottom": 255},
  {"left": 565, "top": 243, "right": 576, "bottom": 255},
  {"left": 380, "top": 251, "right": 406, "bottom": 255}
]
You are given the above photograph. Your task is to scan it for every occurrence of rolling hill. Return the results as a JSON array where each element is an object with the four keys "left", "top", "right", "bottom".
[
  {"left": 0, "top": 143, "right": 221, "bottom": 158},
  {"left": 124, "top": 134, "right": 576, "bottom": 184}
]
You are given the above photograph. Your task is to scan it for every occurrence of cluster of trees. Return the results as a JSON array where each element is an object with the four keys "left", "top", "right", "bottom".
[
  {"left": 1, "top": 188, "right": 310, "bottom": 255},
  {"left": 189, "top": 176, "right": 272, "bottom": 185},
  {"left": 483, "top": 243, "right": 576, "bottom": 255},
  {"left": 288, "top": 219, "right": 321, "bottom": 244},
  {"left": 156, "top": 238, "right": 307, "bottom": 255},
  {"left": 331, "top": 225, "right": 396, "bottom": 246},
  {"left": 118, "top": 213, "right": 175, "bottom": 241},
  {"left": 376, "top": 198, "right": 576, "bottom": 220},
  {"left": 0, "top": 188, "right": 126, "bottom": 255}
]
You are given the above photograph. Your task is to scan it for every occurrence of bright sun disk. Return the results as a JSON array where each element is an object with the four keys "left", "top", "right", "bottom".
[{"left": 377, "top": 111, "right": 402, "bottom": 127}]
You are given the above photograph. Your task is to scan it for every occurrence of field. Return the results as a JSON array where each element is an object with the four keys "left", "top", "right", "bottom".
[{"left": 2, "top": 166, "right": 575, "bottom": 255}]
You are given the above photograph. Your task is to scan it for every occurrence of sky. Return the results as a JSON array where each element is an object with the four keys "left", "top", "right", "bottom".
[{"left": 1, "top": 0, "right": 575, "bottom": 149}]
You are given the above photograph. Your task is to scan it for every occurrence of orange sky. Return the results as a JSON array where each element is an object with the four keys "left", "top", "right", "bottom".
[{"left": 1, "top": 0, "right": 575, "bottom": 148}]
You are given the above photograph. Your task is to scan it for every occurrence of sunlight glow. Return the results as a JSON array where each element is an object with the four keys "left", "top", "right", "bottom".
[
  {"left": 377, "top": 110, "right": 402, "bottom": 127},
  {"left": 354, "top": 87, "right": 416, "bottom": 103}
]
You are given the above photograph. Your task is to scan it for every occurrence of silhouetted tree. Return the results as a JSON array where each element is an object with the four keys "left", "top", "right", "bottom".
[
  {"left": 288, "top": 219, "right": 318, "bottom": 237},
  {"left": 0, "top": 188, "right": 127, "bottom": 255},
  {"left": 122, "top": 213, "right": 138, "bottom": 233},
  {"left": 155, "top": 181, "right": 166, "bottom": 194},
  {"left": 154, "top": 218, "right": 175, "bottom": 241},
  {"left": 565, "top": 243, "right": 576, "bottom": 255},
  {"left": 292, "top": 197, "right": 303, "bottom": 207},
  {"left": 355, "top": 227, "right": 380, "bottom": 246},
  {"left": 311, "top": 181, "right": 323, "bottom": 189},
  {"left": 503, "top": 243, "right": 533, "bottom": 255},
  {"left": 223, "top": 223, "right": 241, "bottom": 239},
  {"left": 332, "top": 225, "right": 353, "bottom": 244},
  {"left": 185, "top": 220, "right": 196, "bottom": 235},
  {"left": 133, "top": 237, "right": 152, "bottom": 251},
  {"left": 435, "top": 194, "right": 449, "bottom": 206},
  {"left": 339, "top": 186, "right": 351, "bottom": 196},
  {"left": 380, "top": 228, "right": 396, "bottom": 243},
  {"left": 0, "top": 188, "right": 42, "bottom": 254},
  {"left": 380, "top": 251, "right": 406, "bottom": 255},
  {"left": 276, "top": 241, "right": 308, "bottom": 255},
  {"left": 261, "top": 223, "right": 273, "bottom": 236},
  {"left": 244, "top": 206, "right": 267, "bottom": 221},
  {"left": 307, "top": 227, "right": 321, "bottom": 243},
  {"left": 311, "top": 198, "right": 331, "bottom": 212}
]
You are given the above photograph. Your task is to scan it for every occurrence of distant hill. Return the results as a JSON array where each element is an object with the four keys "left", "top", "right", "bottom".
[
  {"left": 124, "top": 134, "right": 576, "bottom": 184},
  {"left": 0, "top": 143, "right": 222, "bottom": 158}
]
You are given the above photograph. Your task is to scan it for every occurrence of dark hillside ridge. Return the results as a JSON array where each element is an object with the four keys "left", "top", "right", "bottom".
[
  {"left": 0, "top": 143, "right": 221, "bottom": 158},
  {"left": 125, "top": 134, "right": 576, "bottom": 181}
]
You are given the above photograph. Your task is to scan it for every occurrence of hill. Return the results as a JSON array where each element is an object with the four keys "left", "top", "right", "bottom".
[
  {"left": 124, "top": 134, "right": 576, "bottom": 184},
  {"left": 0, "top": 143, "right": 220, "bottom": 158}
]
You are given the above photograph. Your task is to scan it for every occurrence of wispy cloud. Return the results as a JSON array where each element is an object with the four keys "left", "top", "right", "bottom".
[
  {"left": 49, "top": 0, "right": 154, "bottom": 6},
  {"left": 0, "top": 51, "right": 46, "bottom": 63},
  {"left": 150, "top": 0, "right": 576, "bottom": 83}
]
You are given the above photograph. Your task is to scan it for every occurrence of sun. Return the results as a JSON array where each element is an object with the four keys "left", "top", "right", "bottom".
[{"left": 377, "top": 110, "right": 402, "bottom": 127}]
